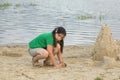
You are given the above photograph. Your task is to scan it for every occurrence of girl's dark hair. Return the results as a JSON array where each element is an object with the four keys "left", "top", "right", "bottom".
[{"left": 52, "top": 26, "right": 66, "bottom": 53}]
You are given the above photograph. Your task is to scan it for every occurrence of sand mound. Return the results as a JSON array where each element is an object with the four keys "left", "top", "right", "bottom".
[
  {"left": 92, "top": 24, "right": 119, "bottom": 61},
  {"left": 0, "top": 45, "right": 24, "bottom": 57},
  {"left": 103, "top": 56, "right": 120, "bottom": 68}
]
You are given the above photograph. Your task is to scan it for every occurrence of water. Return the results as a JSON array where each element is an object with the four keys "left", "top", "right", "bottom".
[{"left": 0, "top": 0, "right": 120, "bottom": 46}]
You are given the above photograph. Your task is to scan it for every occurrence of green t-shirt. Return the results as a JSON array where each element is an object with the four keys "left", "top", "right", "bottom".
[{"left": 29, "top": 32, "right": 54, "bottom": 48}]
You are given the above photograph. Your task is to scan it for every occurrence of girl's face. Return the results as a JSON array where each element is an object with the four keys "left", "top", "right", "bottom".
[{"left": 55, "top": 33, "right": 65, "bottom": 41}]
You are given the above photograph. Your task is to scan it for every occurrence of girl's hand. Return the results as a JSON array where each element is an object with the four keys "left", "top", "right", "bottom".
[
  {"left": 61, "top": 62, "right": 67, "bottom": 67},
  {"left": 55, "top": 63, "right": 63, "bottom": 68},
  {"left": 55, "top": 63, "right": 67, "bottom": 68},
  {"left": 60, "top": 62, "right": 67, "bottom": 67}
]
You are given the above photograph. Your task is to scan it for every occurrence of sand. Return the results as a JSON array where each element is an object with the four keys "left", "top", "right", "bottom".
[{"left": 0, "top": 42, "right": 120, "bottom": 80}]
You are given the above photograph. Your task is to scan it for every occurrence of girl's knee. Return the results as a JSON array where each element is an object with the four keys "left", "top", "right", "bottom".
[
  {"left": 54, "top": 44, "right": 61, "bottom": 54},
  {"left": 57, "top": 43, "right": 61, "bottom": 49},
  {"left": 36, "top": 48, "right": 49, "bottom": 58}
]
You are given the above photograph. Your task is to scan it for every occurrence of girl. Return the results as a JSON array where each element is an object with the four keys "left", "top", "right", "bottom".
[{"left": 28, "top": 27, "right": 66, "bottom": 68}]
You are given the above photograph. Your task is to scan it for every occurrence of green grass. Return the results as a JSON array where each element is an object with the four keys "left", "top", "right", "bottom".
[
  {"left": 15, "top": 4, "right": 21, "bottom": 7},
  {"left": 0, "top": 3, "right": 38, "bottom": 9},
  {"left": 99, "top": 15, "right": 104, "bottom": 21},
  {"left": 77, "top": 14, "right": 105, "bottom": 21},
  {"left": 94, "top": 77, "right": 103, "bottom": 80},
  {"left": 78, "top": 14, "right": 96, "bottom": 20},
  {"left": 0, "top": 3, "right": 12, "bottom": 8},
  {"left": 29, "top": 3, "right": 38, "bottom": 6}
]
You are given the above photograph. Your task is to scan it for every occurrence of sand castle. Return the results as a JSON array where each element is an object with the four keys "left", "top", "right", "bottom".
[{"left": 93, "top": 24, "right": 120, "bottom": 61}]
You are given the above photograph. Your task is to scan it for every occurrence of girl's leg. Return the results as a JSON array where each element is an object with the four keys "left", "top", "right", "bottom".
[{"left": 32, "top": 48, "right": 48, "bottom": 66}]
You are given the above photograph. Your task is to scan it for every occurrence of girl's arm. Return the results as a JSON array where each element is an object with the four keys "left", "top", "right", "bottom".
[
  {"left": 47, "top": 45, "right": 57, "bottom": 66},
  {"left": 57, "top": 49, "right": 66, "bottom": 67},
  {"left": 57, "top": 44, "right": 66, "bottom": 67},
  {"left": 57, "top": 49, "right": 64, "bottom": 63}
]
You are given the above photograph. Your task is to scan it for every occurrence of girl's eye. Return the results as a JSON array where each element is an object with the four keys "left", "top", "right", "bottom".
[{"left": 58, "top": 34, "right": 64, "bottom": 39}]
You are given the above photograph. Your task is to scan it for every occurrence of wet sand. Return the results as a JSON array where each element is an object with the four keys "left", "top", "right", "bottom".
[{"left": 0, "top": 42, "right": 120, "bottom": 80}]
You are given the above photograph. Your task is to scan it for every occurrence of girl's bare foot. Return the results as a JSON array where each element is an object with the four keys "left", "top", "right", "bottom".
[
  {"left": 32, "top": 57, "right": 39, "bottom": 66},
  {"left": 43, "top": 60, "right": 53, "bottom": 66}
]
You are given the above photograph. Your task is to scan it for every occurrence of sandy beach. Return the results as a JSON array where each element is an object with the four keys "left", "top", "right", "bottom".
[{"left": 0, "top": 41, "right": 120, "bottom": 80}]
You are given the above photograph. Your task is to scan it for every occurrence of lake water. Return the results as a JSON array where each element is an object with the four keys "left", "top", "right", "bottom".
[{"left": 0, "top": 0, "right": 120, "bottom": 46}]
